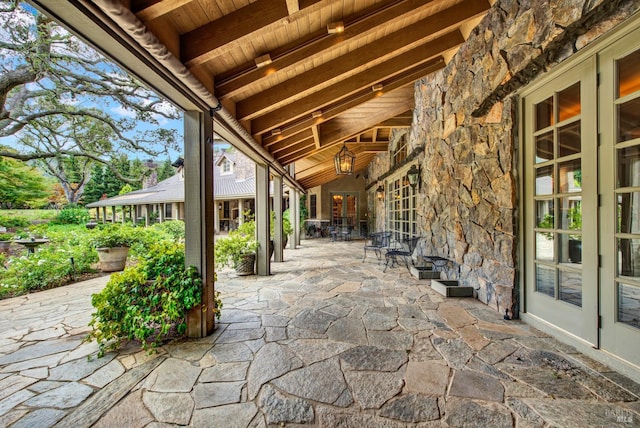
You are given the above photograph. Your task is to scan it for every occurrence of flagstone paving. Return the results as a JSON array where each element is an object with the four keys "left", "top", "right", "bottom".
[{"left": 0, "top": 238, "right": 639, "bottom": 427}]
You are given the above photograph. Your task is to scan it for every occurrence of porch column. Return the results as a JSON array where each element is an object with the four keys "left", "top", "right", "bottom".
[
  {"left": 292, "top": 189, "right": 300, "bottom": 247},
  {"left": 145, "top": 204, "right": 151, "bottom": 227},
  {"left": 99, "top": 207, "right": 103, "bottom": 223},
  {"left": 255, "top": 163, "right": 270, "bottom": 276},
  {"left": 131, "top": 205, "right": 136, "bottom": 223},
  {"left": 214, "top": 202, "right": 220, "bottom": 234},
  {"left": 159, "top": 203, "right": 165, "bottom": 223},
  {"left": 184, "top": 110, "right": 215, "bottom": 338},
  {"left": 238, "top": 199, "right": 244, "bottom": 225},
  {"left": 273, "top": 175, "right": 284, "bottom": 262}
]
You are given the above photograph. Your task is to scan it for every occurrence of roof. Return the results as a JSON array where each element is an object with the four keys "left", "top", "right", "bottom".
[
  {"left": 35, "top": 0, "right": 490, "bottom": 190},
  {"left": 86, "top": 171, "right": 267, "bottom": 208}
]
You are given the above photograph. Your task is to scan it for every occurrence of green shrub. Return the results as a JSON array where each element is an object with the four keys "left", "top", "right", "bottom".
[
  {"left": 54, "top": 207, "right": 90, "bottom": 225},
  {"left": 89, "top": 223, "right": 144, "bottom": 249},
  {"left": 151, "top": 220, "right": 185, "bottom": 241},
  {"left": 86, "top": 241, "right": 219, "bottom": 356},
  {"left": 0, "top": 229, "right": 98, "bottom": 296},
  {"left": 0, "top": 233, "right": 12, "bottom": 241},
  {"left": 0, "top": 215, "right": 30, "bottom": 229},
  {"left": 214, "top": 230, "right": 259, "bottom": 269}
]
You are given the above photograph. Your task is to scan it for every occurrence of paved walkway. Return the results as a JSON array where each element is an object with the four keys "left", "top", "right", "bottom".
[{"left": 0, "top": 239, "right": 639, "bottom": 427}]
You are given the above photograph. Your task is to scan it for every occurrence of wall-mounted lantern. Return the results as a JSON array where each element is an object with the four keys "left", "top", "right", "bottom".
[
  {"left": 406, "top": 165, "right": 421, "bottom": 190},
  {"left": 376, "top": 185, "right": 385, "bottom": 201}
]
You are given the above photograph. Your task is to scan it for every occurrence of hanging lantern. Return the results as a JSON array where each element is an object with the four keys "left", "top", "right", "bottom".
[{"left": 334, "top": 143, "right": 355, "bottom": 175}]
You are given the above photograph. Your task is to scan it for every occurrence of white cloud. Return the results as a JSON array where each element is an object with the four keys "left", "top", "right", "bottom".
[{"left": 111, "top": 105, "right": 137, "bottom": 119}]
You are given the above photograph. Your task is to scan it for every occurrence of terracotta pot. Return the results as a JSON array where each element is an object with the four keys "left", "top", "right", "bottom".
[{"left": 97, "top": 246, "right": 130, "bottom": 272}]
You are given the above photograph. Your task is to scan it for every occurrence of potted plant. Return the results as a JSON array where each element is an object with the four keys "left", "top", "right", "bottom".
[
  {"left": 214, "top": 229, "right": 259, "bottom": 276},
  {"left": 89, "top": 224, "right": 139, "bottom": 272},
  {"left": 0, "top": 233, "right": 12, "bottom": 252}
]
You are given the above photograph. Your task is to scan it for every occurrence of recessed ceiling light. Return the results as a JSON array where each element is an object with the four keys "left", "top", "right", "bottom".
[
  {"left": 255, "top": 54, "right": 272, "bottom": 68},
  {"left": 271, "top": 128, "right": 282, "bottom": 136},
  {"left": 327, "top": 21, "right": 344, "bottom": 34},
  {"left": 371, "top": 83, "right": 383, "bottom": 92},
  {"left": 312, "top": 111, "right": 322, "bottom": 118}
]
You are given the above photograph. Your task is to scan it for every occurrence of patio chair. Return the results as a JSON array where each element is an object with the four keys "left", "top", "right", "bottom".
[
  {"left": 383, "top": 236, "right": 420, "bottom": 272},
  {"left": 328, "top": 226, "right": 338, "bottom": 242},
  {"left": 363, "top": 231, "right": 392, "bottom": 262}
]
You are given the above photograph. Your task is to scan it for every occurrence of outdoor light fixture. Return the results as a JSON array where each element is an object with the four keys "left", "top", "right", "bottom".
[
  {"left": 218, "top": 203, "right": 222, "bottom": 210},
  {"left": 406, "top": 164, "right": 421, "bottom": 190},
  {"left": 255, "top": 54, "right": 272, "bottom": 68},
  {"left": 327, "top": 21, "right": 344, "bottom": 34},
  {"left": 371, "top": 83, "right": 383, "bottom": 92},
  {"left": 311, "top": 110, "right": 323, "bottom": 118},
  {"left": 376, "top": 185, "right": 385, "bottom": 201},
  {"left": 334, "top": 143, "right": 355, "bottom": 175},
  {"left": 271, "top": 128, "right": 282, "bottom": 136}
]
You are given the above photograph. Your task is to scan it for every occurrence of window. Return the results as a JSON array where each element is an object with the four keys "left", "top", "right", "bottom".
[
  {"left": 165, "top": 203, "right": 172, "bottom": 219},
  {"left": 310, "top": 194, "right": 317, "bottom": 219},
  {"left": 391, "top": 134, "right": 407, "bottom": 167},
  {"left": 386, "top": 169, "right": 416, "bottom": 241},
  {"left": 223, "top": 201, "right": 230, "bottom": 219},
  {"left": 221, "top": 158, "right": 233, "bottom": 175}
]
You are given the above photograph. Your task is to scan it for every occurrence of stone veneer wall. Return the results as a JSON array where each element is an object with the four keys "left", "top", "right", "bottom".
[{"left": 368, "top": 0, "right": 640, "bottom": 317}]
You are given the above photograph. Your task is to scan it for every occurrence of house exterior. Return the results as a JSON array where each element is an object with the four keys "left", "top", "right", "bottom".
[
  {"left": 87, "top": 150, "right": 267, "bottom": 234},
  {"left": 38, "top": 0, "right": 640, "bottom": 380}
]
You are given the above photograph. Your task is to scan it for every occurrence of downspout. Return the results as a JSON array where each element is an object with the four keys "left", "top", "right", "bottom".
[{"left": 86, "top": 0, "right": 305, "bottom": 193}]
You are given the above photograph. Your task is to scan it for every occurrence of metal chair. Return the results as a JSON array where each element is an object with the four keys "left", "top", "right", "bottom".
[
  {"left": 363, "top": 231, "right": 392, "bottom": 262},
  {"left": 383, "top": 236, "right": 421, "bottom": 272}
]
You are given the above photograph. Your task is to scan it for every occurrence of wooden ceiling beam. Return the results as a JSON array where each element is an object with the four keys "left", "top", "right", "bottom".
[
  {"left": 214, "top": 0, "right": 441, "bottom": 99},
  {"left": 181, "top": 0, "right": 324, "bottom": 66},
  {"left": 286, "top": 0, "right": 300, "bottom": 15},
  {"left": 319, "top": 95, "right": 415, "bottom": 149},
  {"left": 271, "top": 138, "right": 316, "bottom": 158},
  {"left": 132, "top": 0, "right": 192, "bottom": 21},
  {"left": 236, "top": 0, "right": 484, "bottom": 120},
  {"left": 251, "top": 55, "right": 447, "bottom": 136},
  {"left": 264, "top": 128, "right": 314, "bottom": 150}
]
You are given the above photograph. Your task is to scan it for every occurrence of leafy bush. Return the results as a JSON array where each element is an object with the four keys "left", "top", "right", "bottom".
[
  {"left": 151, "top": 220, "right": 185, "bottom": 241},
  {"left": 0, "top": 214, "right": 30, "bottom": 229},
  {"left": 87, "top": 241, "right": 219, "bottom": 356},
  {"left": 89, "top": 223, "right": 144, "bottom": 249},
  {"left": 0, "top": 233, "right": 12, "bottom": 241},
  {"left": 54, "top": 207, "right": 90, "bottom": 225},
  {"left": 0, "top": 228, "right": 98, "bottom": 297},
  {"left": 214, "top": 229, "right": 259, "bottom": 269}
]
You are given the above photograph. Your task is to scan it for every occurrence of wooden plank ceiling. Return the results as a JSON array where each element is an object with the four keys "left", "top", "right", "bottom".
[{"left": 128, "top": 0, "right": 490, "bottom": 189}]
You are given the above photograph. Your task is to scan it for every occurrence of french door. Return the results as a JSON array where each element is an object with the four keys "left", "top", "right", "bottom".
[
  {"left": 599, "top": 28, "right": 640, "bottom": 366},
  {"left": 524, "top": 58, "right": 598, "bottom": 345}
]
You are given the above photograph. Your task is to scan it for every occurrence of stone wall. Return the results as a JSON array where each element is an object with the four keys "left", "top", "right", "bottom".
[{"left": 369, "top": 0, "right": 640, "bottom": 316}]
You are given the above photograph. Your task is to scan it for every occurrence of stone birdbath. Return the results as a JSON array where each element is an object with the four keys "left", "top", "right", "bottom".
[{"left": 14, "top": 238, "right": 50, "bottom": 255}]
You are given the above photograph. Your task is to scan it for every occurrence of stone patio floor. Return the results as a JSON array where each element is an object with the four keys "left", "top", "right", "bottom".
[{"left": 0, "top": 238, "right": 639, "bottom": 427}]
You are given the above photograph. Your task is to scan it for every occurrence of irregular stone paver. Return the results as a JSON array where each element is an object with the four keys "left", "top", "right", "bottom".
[
  {"left": 191, "top": 403, "right": 258, "bottom": 428},
  {"left": 506, "top": 398, "right": 546, "bottom": 428},
  {"left": 287, "top": 339, "right": 354, "bottom": 366},
  {"left": 272, "top": 359, "right": 348, "bottom": 405},
  {"left": 368, "top": 330, "right": 413, "bottom": 350},
  {"left": 0, "top": 337, "right": 82, "bottom": 365},
  {"left": 404, "top": 360, "right": 450, "bottom": 396},
  {"left": 290, "top": 308, "right": 338, "bottom": 334},
  {"left": 362, "top": 307, "right": 397, "bottom": 331},
  {"left": 209, "top": 342, "right": 253, "bottom": 363},
  {"left": 247, "top": 342, "right": 303, "bottom": 399},
  {"left": 477, "top": 340, "right": 518, "bottom": 365},
  {"left": 200, "top": 361, "right": 249, "bottom": 382},
  {"left": 0, "top": 375, "right": 37, "bottom": 400},
  {"left": 379, "top": 394, "right": 440, "bottom": 422},
  {"left": 163, "top": 342, "right": 213, "bottom": 361},
  {"left": 345, "top": 370, "right": 404, "bottom": 409},
  {"left": 22, "top": 327, "right": 66, "bottom": 341},
  {"left": 339, "top": 346, "right": 408, "bottom": 371},
  {"left": 214, "top": 328, "right": 265, "bottom": 344},
  {"left": 432, "top": 337, "right": 474, "bottom": 369},
  {"left": 458, "top": 325, "right": 490, "bottom": 351},
  {"left": 0, "top": 389, "right": 34, "bottom": 416},
  {"left": 526, "top": 398, "right": 637, "bottom": 427},
  {"left": 19, "top": 367, "right": 48, "bottom": 379},
  {"left": 11, "top": 408, "right": 66, "bottom": 428},
  {"left": 24, "top": 381, "right": 94, "bottom": 408},
  {"left": 142, "top": 391, "right": 194, "bottom": 424},
  {"left": 83, "top": 359, "right": 126, "bottom": 388},
  {"left": 326, "top": 317, "right": 368, "bottom": 345},
  {"left": 146, "top": 358, "right": 201, "bottom": 393},
  {"left": 193, "top": 381, "right": 244, "bottom": 408},
  {"left": 259, "top": 384, "right": 314, "bottom": 424},
  {"left": 317, "top": 407, "right": 409, "bottom": 428},
  {"left": 48, "top": 353, "right": 115, "bottom": 381},
  {"left": 449, "top": 369, "right": 505, "bottom": 402},
  {"left": 93, "top": 389, "right": 154, "bottom": 428},
  {"left": 503, "top": 367, "right": 595, "bottom": 399},
  {"left": 444, "top": 397, "right": 514, "bottom": 428},
  {"left": 0, "top": 353, "right": 65, "bottom": 373}
]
